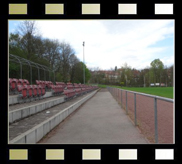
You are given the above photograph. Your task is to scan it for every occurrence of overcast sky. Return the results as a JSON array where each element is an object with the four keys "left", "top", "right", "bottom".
[{"left": 9, "top": 20, "right": 174, "bottom": 70}]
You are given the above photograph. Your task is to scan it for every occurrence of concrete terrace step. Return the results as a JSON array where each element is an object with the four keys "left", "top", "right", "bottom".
[
  {"left": 9, "top": 95, "right": 64, "bottom": 111},
  {"left": 9, "top": 91, "right": 53, "bottom": 105},
  {"left": 9, "top": 96, "right": 65, "bottom": 124},
  {"left": 9, "top": 89, "right": 99, "bottom": 144}
]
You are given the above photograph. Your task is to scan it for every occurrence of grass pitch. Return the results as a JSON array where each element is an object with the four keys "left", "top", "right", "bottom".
[{"left": 98, "top": 84, "right": 173, "bottom": 99}]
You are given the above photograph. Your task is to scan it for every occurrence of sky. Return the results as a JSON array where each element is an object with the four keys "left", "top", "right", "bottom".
[{"left": 9, "top": 20, "right": 174, "bottom": 70}]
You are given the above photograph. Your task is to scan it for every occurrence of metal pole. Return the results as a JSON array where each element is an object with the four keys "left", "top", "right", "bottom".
[
  {"left": 126, "top": 91, "right": 128, "bottom": 114},
  {"left": 118, "top": 89, "right": 119, "bottom": 102},
  {"left": 54, "top": 71, "right": 55, "bottom": 83},
  {"left": 49, "top": 71, "right": 50, "bottom": 81},
  {"left": 121, "top": 90, "right": 122, "bottom": 107},
  {"left": 44, "top": 69, "right": 46, "bottom": 81},
  {"left": 154, "top": 97, "right": 158, "bottom": 143},
  {"left": 20, "top": 63, "right": 22, "bottom": 79},
  {"left": 38, "top": 68, "right": 40, "bottom": 80},
  {"left": 115, "top": 88, "right": 116, "bottom": 99},
  {"left": 30, "top": 65, "right": 32, "bottom": 84},
  {"left": 134, "top": 93, "right": 137, "bottom": 126},
  {"left": 83, "top": 41, "right": 85, "bottom": 84},
  {"left": 26, "top": 60, "right": 32, "bottom": 84},
  {"left": 115, "top": 88, "right": 117, "bottom": 98}
]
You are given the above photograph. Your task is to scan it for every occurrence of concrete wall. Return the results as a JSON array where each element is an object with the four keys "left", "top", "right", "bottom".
[
  {"left": 9, "top": 92, "right": 53, "bottom": 105},
  {"left": 9, "top": 97, "right": 65, "bottom": 124},
  {"left": 9, "top": 89, "right": 98, "bottom": 144},
  {"left": 9, "top": 95, "right": 18, "bottom": 105}
]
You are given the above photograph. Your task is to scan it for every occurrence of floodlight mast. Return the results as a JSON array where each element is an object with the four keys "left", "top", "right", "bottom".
[{"left": 83, "top": 41, "right": 85, "bottom": 84}]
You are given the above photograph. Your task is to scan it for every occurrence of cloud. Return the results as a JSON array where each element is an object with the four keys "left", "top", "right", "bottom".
[{"left": 35, "top": 20, "right": 174, "bottom": 70}]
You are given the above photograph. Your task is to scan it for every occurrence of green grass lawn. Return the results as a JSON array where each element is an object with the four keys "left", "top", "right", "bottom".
[{"left": 98, "top": 84, "right": 174, "bottom": 99}]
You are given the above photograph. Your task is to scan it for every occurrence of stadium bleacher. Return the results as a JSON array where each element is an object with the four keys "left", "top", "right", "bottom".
[{"left": 9, "top": 78, "right": 99, "bottom": 103}]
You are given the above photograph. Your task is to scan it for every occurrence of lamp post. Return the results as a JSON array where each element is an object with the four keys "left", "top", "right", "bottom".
[{"left": 83, "top": 41, "right": 85, "bottom": 84}]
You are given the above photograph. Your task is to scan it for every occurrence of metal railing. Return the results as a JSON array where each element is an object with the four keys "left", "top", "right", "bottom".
[
  {"left": 9, "top": 54, "right": 55, "bottom": 84},
  {"left": 107, "top": 86, "right": 174, "bottom": 143}
]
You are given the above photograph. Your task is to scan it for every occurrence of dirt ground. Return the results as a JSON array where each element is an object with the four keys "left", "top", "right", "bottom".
[{"left": 109, "top": 88, "right": 174, "bottom": 144}]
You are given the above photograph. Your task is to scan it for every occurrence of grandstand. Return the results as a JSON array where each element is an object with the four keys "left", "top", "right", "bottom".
[
  {"left": 9, "top": 55, "right": 99, "bottom": 143},
  {"left": 9, "top": 78, "right": 99, "bottom": 143}
]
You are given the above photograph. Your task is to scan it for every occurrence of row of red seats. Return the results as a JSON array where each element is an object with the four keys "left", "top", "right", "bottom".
[
  {"left": 36, "top": 80, "right": 53, "bottom": 90},
  {"left": 9, "top": 78, "right": 46, "bottom": 103},
  {"left": 49, "top": 84, "right": 65, "bottom": 95},
  {"left": 10, "top": 78, "right": 98, "bottom": 102},
  {"left": 63, "top": 84, "right": 98, "bottom": 100},
  {"left": 9, "top": 78, "right": 30, "bottom": 94},
  {"left": 17, "top": 84, "right": 46, "bottom": 103},
  {"left": 66, "top": 82, "right": 75, "bottom": 90},
  {"left": 56, "top": 82, "right": 66, "bottom": 87}
]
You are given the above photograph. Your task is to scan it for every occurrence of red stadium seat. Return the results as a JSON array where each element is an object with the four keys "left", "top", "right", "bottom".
[
  {"left": 37, "top": 85, "right": 42, "bottom": 99},
  {"left": 41, "top": 85, "right": 46, "bottom": 97},
  {"left": 9, "top": 78, "right": 18, "bottom": 94},
  {"left": 63, "top": 89, "right": 76, "bottom": 100},
  {"left": 66, "top": 83, "right": 74, "bottom": 90},
  {"left": 23, "top": 79, "right": 29, "bottom": 85},
  {"left": 32, "top": 85, "right": 38, "bottom": 100},
  {"left": 75, "top": 88, "right": 82, "bottom": 96},
  {"left": 36, "top": 80, "right": 40, "bottom": 85},
  {"left": 17, "top": 85, "right": 28, "bottom": 103},
  {"left": 18, "top": 79, "right": 24, "bottom": 86}
]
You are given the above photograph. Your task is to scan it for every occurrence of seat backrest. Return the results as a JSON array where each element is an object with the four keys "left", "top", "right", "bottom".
[
  {"left": 67, "top": 83, "right": 74, "bottom": 89},
  {"left": 18, "top": 79, "right": 24, "bottom": 85},
  {"left": 38, "top": 85, "right": 42, "bottom": 94},
  {"left": 22, "top": 85, "right": 27, "bottom": 98},
  {"left": 50, "top": 84, "right": 55, "bottom": 89},
  {"left": 32, "top": 85, "right": 37, "bottom": 96},
  {"left": 17, "top": 85, "right": 23, "bottom": 92},
  {"left": 23, "top": 79, "right": 29, "bottom": 85},
  {"left": 9, "top": 78, "right": 12, "bottom": 84},
  {"left": 10, "top": 78, "right": 17, "bottom": 89},
  {"left": 36, "top": 80, "right": 40, "bottom": 85},
  {"left": 42, "top": 87, "right": 45, "bottom": 95},
  {"left": 28, "top": 87, "right": 33, "bottom": 97}
]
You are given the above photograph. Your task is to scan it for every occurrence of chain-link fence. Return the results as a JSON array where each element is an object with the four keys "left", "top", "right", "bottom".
[{"left": 107, "top": 87, "right": 174, "bottom": 144}]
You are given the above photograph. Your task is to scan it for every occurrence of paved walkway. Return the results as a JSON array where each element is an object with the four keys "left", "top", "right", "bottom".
[{"left": 39, "top": 89, "right": 148, "bottom": 144}]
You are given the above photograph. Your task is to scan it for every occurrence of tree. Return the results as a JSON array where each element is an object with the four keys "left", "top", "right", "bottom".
[
  {"left": 17, "top": 21, "right": 38, "bottom": 60},
  {"left": 72, "top": 62, "right": 91, "bottom": 83},
  {"left": 59, "top": 41, "right": 75, "bottom": 82},
  {"left": 9, "top": 33, "right": 25, "bottom": 58},
  {"left": 69, "top": 54, "right": 79, "bottom": 82},
  {"left": 150, "top": 59, "right": 164, "bottom": 84},
  {"left": 120, "top": 63, "right": 132, "bottom": 87},
  {"left": 43, "top": 38, "right": 60, "bottom": 70},
  {"left": 168, "top": 65, "right": 173, "bottom": 86},
  {"left": 9, "top": 21, "right": 92, "bottom": 84},
  {"left": 33, "top": 36, "right": 45, "bottom": 59}
]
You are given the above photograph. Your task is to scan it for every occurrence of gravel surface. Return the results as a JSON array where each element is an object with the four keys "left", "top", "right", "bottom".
[{"left": 110, "top": 88, "right": 174, "bottom": 144}]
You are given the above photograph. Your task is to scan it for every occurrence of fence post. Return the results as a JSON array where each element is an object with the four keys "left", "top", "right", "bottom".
[
  {"left": 154, "top": 97, "right": 158, "bottom": 143},
  {"left": 118, "top": 89, "right": 119, "bottom": 102},
  {"left": 126, "top": 91, "right": 128, "bottom": 114},
  {"left": 20, "top": 63, "right": 22, "bottom": 79},
  {"left": 114, "top": 88, "right": 115, "bottom": 98},
  {"left": 134, "top": 93, "right": 137, "bottom": 126},
  {"left": 115, "top": 88, "right": 116, "bottom": 99},
  {"left": 121, "top": 90, "right": 122, "bottom": 107}
]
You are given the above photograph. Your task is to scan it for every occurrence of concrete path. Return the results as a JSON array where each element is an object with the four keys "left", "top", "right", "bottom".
[{"left": 39, "top": 89, "right": 148, "bottom": 144}]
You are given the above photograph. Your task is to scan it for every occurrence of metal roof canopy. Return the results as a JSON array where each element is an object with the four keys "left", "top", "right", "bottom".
[{"left": 9, "top": 54, "right": 55, "bottom": 84}]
